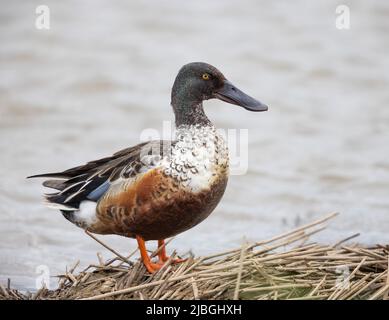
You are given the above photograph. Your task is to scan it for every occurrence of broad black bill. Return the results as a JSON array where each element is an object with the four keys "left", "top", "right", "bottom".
[{"left": 215, "top": 80, "right": 268, "bottom": 112}]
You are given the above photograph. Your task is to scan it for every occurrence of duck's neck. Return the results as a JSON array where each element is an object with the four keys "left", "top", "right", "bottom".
[
  {"left": 171, "top": 90, "right": 212, "bottom": 127},
  {"left": 173, "top": 102, "right": 211, "bottom": 127}
]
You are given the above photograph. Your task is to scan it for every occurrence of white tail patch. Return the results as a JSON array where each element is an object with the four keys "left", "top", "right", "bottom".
[{"left": 75, "top": 200, "right": 98, "bottom": 226}]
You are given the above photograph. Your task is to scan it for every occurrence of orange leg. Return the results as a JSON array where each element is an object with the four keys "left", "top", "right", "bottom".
[
  {"left": 136, "top": 235, "right": 162, "bottom": 273},
  {"left": 157, "top": 239, "right": 186, "bottom": 264}
]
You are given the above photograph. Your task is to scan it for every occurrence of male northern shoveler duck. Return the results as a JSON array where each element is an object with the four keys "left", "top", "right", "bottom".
[{"left": 29, "top": 62, "right": 268, "bottom": 273}]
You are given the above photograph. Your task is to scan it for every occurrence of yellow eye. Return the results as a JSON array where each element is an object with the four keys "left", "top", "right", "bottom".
[{"left": 202, "top": 73, "right": 210, "bottom": 80}]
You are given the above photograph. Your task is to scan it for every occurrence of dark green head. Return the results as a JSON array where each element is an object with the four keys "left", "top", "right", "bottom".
[{"left": 171, "top": 62, "right": 268, "bottom": 126}]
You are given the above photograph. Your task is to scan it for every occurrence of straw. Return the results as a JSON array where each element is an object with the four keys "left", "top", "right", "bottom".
[{"left": 1, "top": 213, "right": 388, "bottom": 300}]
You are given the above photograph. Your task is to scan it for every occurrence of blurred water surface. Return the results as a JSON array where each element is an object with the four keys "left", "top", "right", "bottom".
[{"left": 1, "top": 0, "right": 389, "bottom": 290}]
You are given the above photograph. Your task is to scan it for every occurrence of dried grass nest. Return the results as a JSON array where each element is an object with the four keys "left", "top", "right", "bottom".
[{"left": 1, "top": 212, "right": 389, "bottom": 300}]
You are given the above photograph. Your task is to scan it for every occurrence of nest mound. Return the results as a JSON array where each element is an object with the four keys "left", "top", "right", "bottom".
[{"left": 2, "top": 213, "right": 389, "bottom": 300}]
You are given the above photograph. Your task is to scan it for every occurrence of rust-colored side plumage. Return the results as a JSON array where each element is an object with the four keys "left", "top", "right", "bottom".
[{"left": 90, "top": 167, "right": 228, "bottom": 240}]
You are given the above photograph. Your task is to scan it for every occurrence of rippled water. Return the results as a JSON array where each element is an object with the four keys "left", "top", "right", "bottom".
[{"left": 1, "top": 0, "right": 389, "bottom": 290}]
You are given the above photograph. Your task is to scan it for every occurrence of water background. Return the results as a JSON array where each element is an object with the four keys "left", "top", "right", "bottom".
[{"left": 1, "top": 0, "right": 389, "bottom": 290}]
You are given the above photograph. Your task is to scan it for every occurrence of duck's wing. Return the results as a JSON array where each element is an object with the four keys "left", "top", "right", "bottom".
[{"left": 28, "top": 140, "right": 173, "bottom": 211}]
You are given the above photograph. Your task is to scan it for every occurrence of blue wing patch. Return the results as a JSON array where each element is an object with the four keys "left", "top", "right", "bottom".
[{"left": 87, "top": 181, "right": 110, "bottom": 201}]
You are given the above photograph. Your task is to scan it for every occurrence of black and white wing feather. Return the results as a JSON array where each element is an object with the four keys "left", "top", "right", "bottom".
[{"left": 28, "top": 140, "right": 172, "bottom": 211}]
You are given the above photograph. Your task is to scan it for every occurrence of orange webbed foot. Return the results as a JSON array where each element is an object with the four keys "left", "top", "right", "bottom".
[
  {"left": 143, "top": 261, "right": 163, "bottom": 273},
  {"left": 136, "top": 235, "right": 164, "bottom": 274},
  {"left": 137, "top": 236, "right": 186, "bottom": 274},
  {"left": 157, "top": 239, "right": 186, "bottom": 265}
]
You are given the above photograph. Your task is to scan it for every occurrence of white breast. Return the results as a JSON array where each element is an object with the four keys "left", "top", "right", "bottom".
[{"left": 163, "top": 125, "right": 229, "bottom": 193}]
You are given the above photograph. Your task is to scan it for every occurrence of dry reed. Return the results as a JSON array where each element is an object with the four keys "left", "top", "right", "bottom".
[{"left": 1, "top": 212, "right": 388, "bottom": 300}]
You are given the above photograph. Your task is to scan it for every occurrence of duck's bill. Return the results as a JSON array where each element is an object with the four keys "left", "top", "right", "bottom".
[{"left": 214, "top": 80, "right": 268, "bottom": 112}]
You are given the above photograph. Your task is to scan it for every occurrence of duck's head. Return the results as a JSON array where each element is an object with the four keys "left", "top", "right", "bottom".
[{"left": 171, "top": 62, "right": 268, "bottom": 116}]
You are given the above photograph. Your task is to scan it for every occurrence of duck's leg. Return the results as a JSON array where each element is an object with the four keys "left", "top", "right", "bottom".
[
  {"left": 157, "top": 239, "right": 186, "bottom": 264},
  {"left": 136, "top": 235, "right": 162, "bottom": 273}
]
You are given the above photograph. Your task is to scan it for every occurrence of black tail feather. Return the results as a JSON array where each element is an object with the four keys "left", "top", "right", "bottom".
[{"left": 27, "top": 173, "right": 68, "bottom": 179}]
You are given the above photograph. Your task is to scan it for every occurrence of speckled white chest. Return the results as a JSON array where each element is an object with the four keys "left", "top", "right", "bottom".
[{"left": 162, "top": 124, "right": 229, "bottom": 192}]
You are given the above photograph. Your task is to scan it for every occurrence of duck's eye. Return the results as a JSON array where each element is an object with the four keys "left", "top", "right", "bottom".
[{"left": 202, "top": 73, "right": 210, "bottom": 80}]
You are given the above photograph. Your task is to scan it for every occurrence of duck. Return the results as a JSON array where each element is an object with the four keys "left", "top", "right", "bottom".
[{"left": 28, "top": 62, "right": 268, "bottom": 273}]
